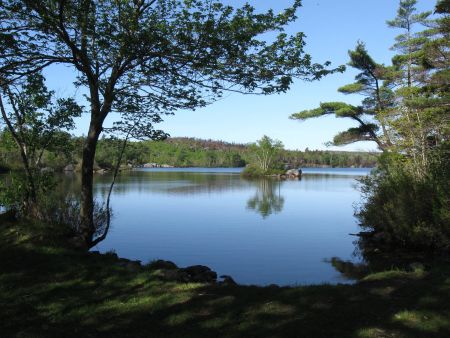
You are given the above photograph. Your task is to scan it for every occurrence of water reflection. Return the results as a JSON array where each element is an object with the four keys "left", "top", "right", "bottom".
[
  {"left": 325, "top": 257, "right": 369, "bottom": 280},
  {"left": 93, "top": 172, "right": 287, "bottom": 219},
  {"left": 246, "top": 179, "right": 284, "bottom": 218},
  {"left": 1, "top": 168, "right": 373, "bottom": 285},
  {"left": 92, "top": 171, "right": 250, "bottom": 196}
]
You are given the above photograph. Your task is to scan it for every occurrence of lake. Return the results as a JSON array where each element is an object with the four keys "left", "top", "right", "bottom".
[{"left": 87, "top": 167, "right": 371, "bottom": 286}]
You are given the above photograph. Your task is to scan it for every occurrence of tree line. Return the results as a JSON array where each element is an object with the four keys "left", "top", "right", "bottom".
[{"left": 0, "top": 133, "right": 378, "bottom": 171}]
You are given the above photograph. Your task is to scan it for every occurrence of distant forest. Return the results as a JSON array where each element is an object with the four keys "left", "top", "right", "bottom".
[{"left": 0, "top": 133, "right": 378, "bottom": 171}]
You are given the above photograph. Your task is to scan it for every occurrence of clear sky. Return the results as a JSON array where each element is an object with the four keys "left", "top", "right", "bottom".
[{"left": 44, "top": 0, "right": 434, "bottom": 151}]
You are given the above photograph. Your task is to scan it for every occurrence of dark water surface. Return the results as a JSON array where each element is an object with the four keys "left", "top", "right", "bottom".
[{"left": 89, "top": 167, "right": 371, "bottom": 286}]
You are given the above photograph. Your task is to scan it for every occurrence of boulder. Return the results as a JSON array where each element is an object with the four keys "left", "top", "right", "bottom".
[
  {"left": 148, "top": 259, "right": 178, "bottom": 270},
  {"left": 64, "top": 164, "right": 75, "bottom": 171},
  {"left": 159, "top": 269, "right": 191, "bottom": 283},
  {"left": 285, "top": 168, "right": 302, "bottom": 178},
  {"left": 117, "top": 259, "right": 142, "bottom": 272},
  {"left": 180, "top": 265, "right": 218, "bottom": 283},
  {"left": 220, "top": 275, "right": 237, "bottom": 286}
]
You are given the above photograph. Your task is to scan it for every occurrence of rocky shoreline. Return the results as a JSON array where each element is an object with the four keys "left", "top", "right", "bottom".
[{"left": 90, "top": 251, "right": 238, "bottom": 286}]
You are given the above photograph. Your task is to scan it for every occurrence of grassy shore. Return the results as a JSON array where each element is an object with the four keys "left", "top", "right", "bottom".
[{"left": 0, "top": 221, "right": 449, "bottom": 338}]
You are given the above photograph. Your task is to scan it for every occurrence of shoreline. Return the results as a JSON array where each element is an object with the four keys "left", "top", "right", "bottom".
[{"left": 1, "top": 220, "right": 449, "bottom": 337}]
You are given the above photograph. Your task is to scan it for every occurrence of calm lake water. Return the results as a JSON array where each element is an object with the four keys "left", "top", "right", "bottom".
[{"left": 88, "top": 167, "right": 371, "bottom": 286}]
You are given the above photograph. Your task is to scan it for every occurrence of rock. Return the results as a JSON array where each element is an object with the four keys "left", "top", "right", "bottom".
[
  {"left": 220, "top": 275, "right": 237, "bottom": 286},
  {"left": 148, "top": 259, "right": 178, "bottom": 270},
  {"left": 160, "top": 269, "right": 191, "bottom": 282},
  {"left": 116, "top": 258, "right": 142, "bottom": 271},
  {"left": 191, "top": 270, "right": 217, "bottom": 283},
  {"left": 161, "top": 164, "right": 174, "bottom": 168},
  {"left": 150, "top": 262, "right": 218, "bottom": 284},
  {"left": 64, "top": 164, "right": 75, "bottom": 172},
  {"left": 285, "top": 168, "right": 302, "bottom": 178},
  {"left": 182, "top": 265, "right": 211, "bottom": 276},
  {"left": 143, "top": 163, "right": 158, "bottom": 168},
  {"left": 180, "top": 265, "right": 218, "bottom": 283}
]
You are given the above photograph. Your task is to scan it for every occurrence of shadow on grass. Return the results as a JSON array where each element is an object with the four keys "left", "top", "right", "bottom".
[{"left": 0, "top": 221, "right": 449, "bottom": 338}]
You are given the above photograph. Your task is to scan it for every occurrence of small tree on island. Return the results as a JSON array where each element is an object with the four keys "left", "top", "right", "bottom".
[{"left": 243, "top": 135, "right": 284, "bottom": 177}]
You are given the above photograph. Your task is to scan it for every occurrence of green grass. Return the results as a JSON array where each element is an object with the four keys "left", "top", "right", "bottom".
[{"left": 0, "top": 221, "right": 449, "bottom": 338}]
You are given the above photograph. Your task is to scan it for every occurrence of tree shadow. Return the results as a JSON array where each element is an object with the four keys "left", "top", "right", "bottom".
[{"left": 1, "top": 222, "right": 449, "bottom": 338}]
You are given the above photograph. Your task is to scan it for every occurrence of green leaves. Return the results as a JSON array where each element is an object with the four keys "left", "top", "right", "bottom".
[
  {"left": 333, "top": 124, "right": 379, "bottom": 146},
  {"left": 290, "top": 102, "right": 362, "bottom": 121},
  {"left": 0, "top": 0, "right": 340, "bottom": 112},
  {"left": 248, "top": 135, "right": 284, "bottom": 173},
  {"left": 338, "top": 83, "right": 364, "bottom": 94}
]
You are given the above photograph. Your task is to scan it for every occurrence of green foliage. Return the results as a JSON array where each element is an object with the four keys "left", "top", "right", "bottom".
[
  {"left": 0, "top": 171, "right": 55, "bottom": 212},
  {"left": 290, "top": 42, "right": 392, "bottom": 150},
  {"left": 244, "top": 135, "right": 285, "bottom": 176},
  {"left": 357, "top": 143, "right": 450, "bottom": 252},
  {"left": 0, "top": 0, "right": 344, "bottom": 246},
  {"left": 1, "top": 134, "right": 379, "bottom": 172},
  {"left": 333, "top": 124, "right": 380, "bottom": 146},
  {"left": 0, "top": 73, "right": 82, "bottom": 214},
  {"left": 291, "top": 0, "right": 449, "bottom": 252}
]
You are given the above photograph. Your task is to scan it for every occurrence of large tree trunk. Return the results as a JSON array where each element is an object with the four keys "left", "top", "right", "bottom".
[{"left": 79, "top": 119, "right": 103, "bottom": 248}]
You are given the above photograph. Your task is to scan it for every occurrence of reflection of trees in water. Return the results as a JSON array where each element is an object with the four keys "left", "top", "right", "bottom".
[
  {"left": 246, "top": 179, "right": 284, "bottom": 218},
  {"left": 91, "top": 171, "right": 249, "bottom": 196},
  {"left": 53, "top": 172, "right": 288, "bottom": 221},
  {"left": 325, "top": 257, "right": 369, "bottom": 281},
  {"left": 325, "top": 236, "right": 434, "bottom": 282}
]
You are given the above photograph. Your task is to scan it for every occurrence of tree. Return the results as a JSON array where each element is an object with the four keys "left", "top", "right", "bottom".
[
  {"left": 249, "top": 135, "right": 284, "bottom": 173},
  {"left": 355, "top": 0, "right": 450, "bottom": 252},
  {"left": 385, "top": 0, "right": 449, "bottom": 176},
  {"left": 290, "top": 42, "right": 394, "bottom": 151},
  {"left": 0, "top": 0, "right": 341, "bottom": 248},
  {"left": 0, "top": 73, "right": 82, "bottom": 215}
]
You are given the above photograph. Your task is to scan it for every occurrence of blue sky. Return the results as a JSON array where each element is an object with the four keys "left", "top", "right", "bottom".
[{"left": 44, "top": 0, "right": 433, "bottom": 151}]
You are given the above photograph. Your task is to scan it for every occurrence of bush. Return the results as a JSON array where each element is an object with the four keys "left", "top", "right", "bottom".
[
  {"left": 357, "top": 147, "right": 450, "bottom": 252},
  {"left": 241, "top": 164, "right": 285, "bottom": 178}
]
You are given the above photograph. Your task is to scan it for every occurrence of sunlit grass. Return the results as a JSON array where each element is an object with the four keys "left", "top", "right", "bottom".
[{"left": 393, "top": 310, "right": 450, "bottom": 333}]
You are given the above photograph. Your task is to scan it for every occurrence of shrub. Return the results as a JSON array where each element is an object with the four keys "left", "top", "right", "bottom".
[{"left": 356, "top": 147, "right": 450, "bottom": 252}]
